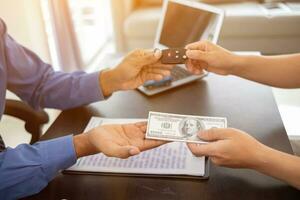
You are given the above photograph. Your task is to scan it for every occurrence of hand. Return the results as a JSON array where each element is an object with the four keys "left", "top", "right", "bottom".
[
  {"left": 185, "top": 41, "right": 240, "bottom": 76},
  {"left": 187, "top": 128, "right": 268, "bottom": 169},
  {"left": 74, "top": 122, "right": 166, "bottom": 159},
  {"left": 100, "top": 49, "right": 173, "bottom": 96}
]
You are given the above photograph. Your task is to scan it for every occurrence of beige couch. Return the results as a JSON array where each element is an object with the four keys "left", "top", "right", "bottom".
[{"left": 110, "top": 0, "right": 300, "bottom": 54}]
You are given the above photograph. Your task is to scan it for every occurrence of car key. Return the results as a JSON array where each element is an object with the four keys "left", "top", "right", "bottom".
[{"left": 160, "top": 48, "right": 187, "bottom": 64}]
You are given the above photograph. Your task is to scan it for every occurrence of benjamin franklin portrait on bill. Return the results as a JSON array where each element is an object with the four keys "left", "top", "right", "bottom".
[{"left": 179, "top": 118, "right": 205, "bottom": 140}]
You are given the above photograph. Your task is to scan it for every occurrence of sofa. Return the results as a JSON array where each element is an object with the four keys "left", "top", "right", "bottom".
[{"left": 110, "top": 0, "right": 300, "bottom": 54}]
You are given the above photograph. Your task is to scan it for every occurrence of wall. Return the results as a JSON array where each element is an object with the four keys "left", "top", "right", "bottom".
[
  {"left": 0, "top": 0, "right": 51, "bottom": 63},
  {"left": 0, "top": 0, "right": 57, "bottom": 147}
]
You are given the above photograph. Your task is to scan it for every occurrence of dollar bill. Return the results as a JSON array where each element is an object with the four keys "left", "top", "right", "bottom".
[{"left": 146, "top": 111, "right": 227, "bottom": 144}]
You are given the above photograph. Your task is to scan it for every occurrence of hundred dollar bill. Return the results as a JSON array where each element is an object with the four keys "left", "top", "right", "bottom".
[{"left": 146, "top": 111, "right": 227, "bottom": 144}]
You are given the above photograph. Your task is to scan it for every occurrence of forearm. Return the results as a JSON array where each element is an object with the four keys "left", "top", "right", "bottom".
[
  {"left": 38, "top": 70, "right": 105, "bottom": 109},
  {"left": 254, "top": 146, "right": 300, "bottom": 189},
  {"left": 0, "top": 136, "right": 76, "bottom": 198},
  {"left": 232, "top": 53, "right": 300, "bottom": 88},
  {"left": 4, "top": 31, "right": 105, "bottom": 110}
]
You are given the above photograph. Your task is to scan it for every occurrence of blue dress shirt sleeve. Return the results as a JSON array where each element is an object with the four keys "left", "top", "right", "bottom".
[
  {"left": 0, "top": 19, "right": 103, "bottom": 199},
  {"left": 0, "top": 135, "right": 77, "bottom": 199},
  {"left": 4, "top": 33, "right": 105, "bottom": 110}
]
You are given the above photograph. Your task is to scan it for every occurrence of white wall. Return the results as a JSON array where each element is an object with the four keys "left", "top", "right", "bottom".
[
  {"left": 0, "top": 0, "right": 51, "bottom": 63},
  {"left": 0, "top": 0, "right": 57, "bottom": 147}
]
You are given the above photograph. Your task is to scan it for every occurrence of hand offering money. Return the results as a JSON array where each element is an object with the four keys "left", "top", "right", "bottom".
[{"left": 146, "top": 111, "right": 227, "bottom": 144}]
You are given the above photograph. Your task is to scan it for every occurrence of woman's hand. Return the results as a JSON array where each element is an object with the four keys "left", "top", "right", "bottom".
[
  {"left": 185, "top": 41, "right": 240, "bottom": 76},
  {"left": 100, "top": 49, "right": 173, "bottom": 96},
  {"left": 74, "top": 122, "right": 166, "bottom": 159},
  {"left": 187, "top": 128, "right": 267, "bottom": 169}
]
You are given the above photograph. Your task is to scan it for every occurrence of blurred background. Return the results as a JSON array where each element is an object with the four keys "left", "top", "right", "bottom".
[{"left": 1, "top": 0, "right": 300, "bottom": 153}]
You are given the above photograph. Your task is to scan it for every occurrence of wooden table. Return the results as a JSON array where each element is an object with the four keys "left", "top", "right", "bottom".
[{"left": 26, "top": 74, "right": 300, "bottom": 199}]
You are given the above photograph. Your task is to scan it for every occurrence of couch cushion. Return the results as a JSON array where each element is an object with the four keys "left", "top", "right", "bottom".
[
  {"left": 124, "top": 7, "right": 161, "bottom": 38},
  {"left": 124, "top": 3, "right": 300, "bottom": 39},
  {"left": 137, "top": 0, "right": 250, "bottom": 7},
  {"left": 137, "top": 0, "right": 163, "bottom": 7}
]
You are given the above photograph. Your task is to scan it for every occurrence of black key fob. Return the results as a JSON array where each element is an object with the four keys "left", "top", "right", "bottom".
[{"left": 161, "top": 48, "right": 187, "bottom": 64}]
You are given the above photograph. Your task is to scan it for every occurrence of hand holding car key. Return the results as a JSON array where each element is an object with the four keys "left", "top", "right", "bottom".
[{"left": 144, "top": 48, "right": 189, "bottom": 89}]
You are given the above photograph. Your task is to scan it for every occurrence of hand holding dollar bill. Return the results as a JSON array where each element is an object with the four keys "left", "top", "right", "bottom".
[{"left": 146, "top": 111, "right": 227, "bottom": 144}]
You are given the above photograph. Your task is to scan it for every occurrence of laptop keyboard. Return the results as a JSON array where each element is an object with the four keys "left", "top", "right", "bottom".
[
  {"left": 171, "top": 66, "right": 192, "bottom": 81},
  {"left": 143, "top": 66, "right": 192, "bottom": 89}
]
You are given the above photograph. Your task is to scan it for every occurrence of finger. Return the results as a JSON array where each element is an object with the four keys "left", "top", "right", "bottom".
[
  {"left": 186, "top": 41, "right": 207, "bottom": 50},
  {"left": 210, "top": 156, "right": 223, "bottom": 166},
  {"left": 139, "top": 124, "right": 147, "bottom": 133},
  {"left": 135, "top": 121, "right": 147, "bottom": 133},
  {"left": 144, "top": 73, "right": 164, "bottom": 81},
  {"left": 195, "top": 62, "right": 207, "bottom": 72},
  {"left": 151, "top": 63, "right": 174, "bottom": 70},
  {"left": 193, "top": 69, "right": 203, "bottom": 75},
  {"left": 189, "top": 60, "right": 205, "bottom": 75},
  {"left": 198, "top": 128, "right": 232, "bottom": 141},
  {"left": 185, "top": 59, "right": 197, "bottom": 73},
  {"left": 186, "top": 50, "right": 209, "bottom": 62},
  {"left": 187, "top": 61, "right": 203, "bottom": 75},
  {"left": 129, "top": 49, "right": 162, "bottom": 66},
  {"left": 191, "top": 64, "right": 205, "bottom": 75},
  {"left": 187, "top": 143, "right": 216, "bottom": 157},
  {"left": 188, "top": 59, "right": 206, "bottom": 69},
  {"left": 107, "top": 143, "right": 141, "bottom": 159},
  {"left": 135, "top": 121, "right": 147, "bottom": 127},
  {"left": 128, "top": 146, "right": 141, "bottom": 156}
]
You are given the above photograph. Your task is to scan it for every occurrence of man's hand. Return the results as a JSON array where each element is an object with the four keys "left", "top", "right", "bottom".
[
  {"left": 74, "top": 122, "right": 166, "bottom": 159},
  {"left": 100, "top": 49, "right": 173, "bottom": 96},
  {"left": 185, "top": 41, "right": 241, "bottom": 76},
  {"left": 187, "top": 128, "right": 268, "bottom": 169}
]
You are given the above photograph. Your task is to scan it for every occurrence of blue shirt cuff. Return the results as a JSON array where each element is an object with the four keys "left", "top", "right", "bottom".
[
  {"left": 81, "top": 71, "right": 105, "bottom": 102},
  {"left": 39, "top": 135, "right": 77, "bottom": 181}
]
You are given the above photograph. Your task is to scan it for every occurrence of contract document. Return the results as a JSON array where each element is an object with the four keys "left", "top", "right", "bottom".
[{"left": 65, "top": 117, "right": 209, "bottom": 179}]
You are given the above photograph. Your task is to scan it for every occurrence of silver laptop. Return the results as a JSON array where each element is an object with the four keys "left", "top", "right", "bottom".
[{"left": 138, "top": 0, "right": 224, "bottom": 96}]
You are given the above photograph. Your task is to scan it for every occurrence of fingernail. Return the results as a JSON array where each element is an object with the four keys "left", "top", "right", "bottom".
[
  {"left": 129, "top": 148, "right": 139, "bottom": 155},
  {"left": 154, "top": 48, "right": 162, "bottom": 58},
  {"left": 186, "top": 50, "right": 191, "bottom": 57}
]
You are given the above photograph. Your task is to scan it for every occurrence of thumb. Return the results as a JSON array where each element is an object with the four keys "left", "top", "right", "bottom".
[
  {"left": 128, "top": 146, "right": 140, "bottom": 156},
  {"left": 129, "top": 49, "right": 162, "bottom": 66},
  {"left": 109, "top": 144, "right": 140, "bottom": 159},
  {"left": 198, "top": 128, "right": 230, "bottom": 141},
  {"left": 186, "top": 50, "right": 209, "bottom": 63}
]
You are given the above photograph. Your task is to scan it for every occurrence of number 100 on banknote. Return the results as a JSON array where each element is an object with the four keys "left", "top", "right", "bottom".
[{"left": 146, "top": 111, "right": 227, "bottom": 144}]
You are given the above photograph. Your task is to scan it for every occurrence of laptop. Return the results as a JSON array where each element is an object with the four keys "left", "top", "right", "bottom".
[{"left": 138, "top": 0, "right": 224, "bottom": 96}]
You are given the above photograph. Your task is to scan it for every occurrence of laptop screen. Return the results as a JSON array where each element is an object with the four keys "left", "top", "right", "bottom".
[{"left": 159, "top": 1, "right": 220, "bottom": 48}]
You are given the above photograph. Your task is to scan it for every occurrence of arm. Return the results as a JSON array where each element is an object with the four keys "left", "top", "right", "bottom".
[
  {"left": 4, "top": 33, "right": 103, "bottom": 110},
  {"left": 0, "top": 122, "right": 165, "bottom": 199},
  {"left": 187, "top": 128, "right": 300, "bottom": 189},
  {"left": 0, "top": 136, "right": 77, "bottom": 199},
  {"left": 233, "top": 54, "right": 300, "bottom": 88},
  {"left": 185, "top": 41, "right": 300, "bottom": 88},
  {"left": 3, "top": 28, "right": 171, "bottom": 110},
  {"left": 255, "top": 145, "right": 300, "bottom": 189}
]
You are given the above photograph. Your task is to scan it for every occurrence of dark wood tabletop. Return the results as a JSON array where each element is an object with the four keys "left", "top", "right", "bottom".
[{"left": 26, "top": 74, "right": 300, "bottom": 199}]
